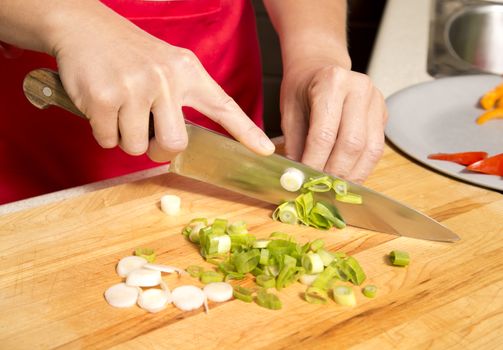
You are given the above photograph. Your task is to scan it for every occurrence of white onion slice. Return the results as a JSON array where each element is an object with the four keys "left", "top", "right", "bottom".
[
  {"left": 143, "top": 263, "right": 187, "bottom": 276},
  {"left": 126, "top": 268, "right": 162, "bottom": 287},
  {"left": 203, "top": 282, "right": 233, "bottom": 302},
  {"left": 280, "top": 168, "right": 305, "bottom": 192},
  {"left": 116, "top": 256, "right": 148, "bottom": 278},
  {"left": 104, "top": 283, "right": 139, "bottom": 308},
  {"left": 171, "top": 285, "right": 206, "bottom": 312},
  {"left": 138, "top": 288, "right": 171, "bottom": 313},
  {"left": 160, "top": 195, "right": 181, "bottom": 216}
]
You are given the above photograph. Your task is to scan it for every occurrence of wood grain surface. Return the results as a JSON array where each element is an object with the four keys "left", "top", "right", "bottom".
[{"left": 1, "top": 144, "right": 502, "bottom": 350}]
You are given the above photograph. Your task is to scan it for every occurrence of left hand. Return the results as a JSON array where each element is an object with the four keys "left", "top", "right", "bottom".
[{"left": 280, "top": 59, "right": 388, "bottom": 183}]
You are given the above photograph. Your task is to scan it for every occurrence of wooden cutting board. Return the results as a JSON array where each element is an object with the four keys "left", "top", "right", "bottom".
[{"left": 1, "top": 144, "right": 502, "bottom": 349}]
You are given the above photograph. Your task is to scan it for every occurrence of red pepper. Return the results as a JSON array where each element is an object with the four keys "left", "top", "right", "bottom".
[
  {"left": 427, "top": 152, "right": 488, "bottom": 166},
  {"left": 466, "top": 153, "right": 503, "bottom": 176}
]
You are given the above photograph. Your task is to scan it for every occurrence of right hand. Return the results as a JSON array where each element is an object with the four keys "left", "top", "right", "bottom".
[{"left": 50, "top": 3, "right": 275, "bottom": 161}]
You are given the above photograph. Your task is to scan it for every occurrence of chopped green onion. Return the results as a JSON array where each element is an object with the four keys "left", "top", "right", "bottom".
[
  {"left": 295, "top": 192, "right": 314, "bottom": 225},
  {"left": 232, "top": 249, "right": 260, "bottom": 274},
  {"left": 212, "top": 218, "right": 228, "bottom": 235},
  {"left": 188, "top": 223, "right": 205, "bottom": 244},
  {"left": 200, "top": 271, "right": 224, "bottom": 284},
  {"left": 134, "top": 248, "right": 156, "bottom": 263},
  {"left": 317, "top": 248, "right": 335, "bottom": 266},
  {"left": 389, "top": 250, "right": 410, "bottom": 266},
  {"left": 305, "top": 286, "right": 329, "bottom": 304},
  {"left": 259, "top": 249, "right": 270, "bottom": 266},
  {"left": 276, "top": 255, "right": 298, "bottom": 290},
  {"left": 332, "top": 180, "right": 348, "bottom": 196},
  {"left": 362, "top": 285, "right": 377, "bottom": 298},
  {"left": 280, "top": 168, "right": 305, "bottom": 192},
  {"left": 269, "top": 232, "right": 291, "bottom": 240},
  {"left": 227, "top": 220, "right": 248, "bottom": 235},
  {"left": 341, "top": 256, "right": 366, "bottom": 285},
  {"left": 186, "top": 265, "right": 204, "bottom": 278},
  {"left": 250, "top": 267, "right": 264, "bottom": 277},
  {"left": 303, "top": 176, "right": 333, "bottom": 192},
  {"left": 265, "top": 264, "right": 279, "bottom": 277},
  {"left": 332, "top": 285, "right": 356, "bottom": 306},
  {"left": 309, "top": 239, "right": 325, "bottom": 252},
  {"left": 233, "top": 285, "right": 253, "bottom": 303},
  {"left": 255, "top": 289, "right": 282, "bottom": 310},
  {"left": 272, "top": 201, "right": 298, "bottom": 225},
  {"left": 336, "top": 192, "right": 363, "bottom": 204},
  {"left": 229, "top": 233, "right": 256, "bottom": 252},
  {"left": 302, "top": 252, "right": 325, "bottom": 274},
  {"left": 253, "top": 239, "right": 270, "bottom": 249},
  {"left": 182, "top": 218, "right": 208, "bottom": 238},
  {"left": 256, "top": 274, "right": 276, "bottom": 289},
  {"left": 309, "top": 202, "right": 346, "bottom": 230}
]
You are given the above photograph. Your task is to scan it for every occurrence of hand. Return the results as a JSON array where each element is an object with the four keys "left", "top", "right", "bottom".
[
  {"left": 280, "top": 60, "right": 387, "bottom": 183},
  {"left": 51, "top": 4, "right": 274, "bottom": 161}
]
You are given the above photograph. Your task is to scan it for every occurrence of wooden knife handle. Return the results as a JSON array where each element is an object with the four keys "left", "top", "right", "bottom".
[{"left": 23, "top": 68, "right": 155, "bottom": 138}]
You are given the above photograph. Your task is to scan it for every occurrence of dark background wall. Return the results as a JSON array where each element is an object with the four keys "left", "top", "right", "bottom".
[{"left": 251, "top": 0, "right": 388, "bottom": 137}]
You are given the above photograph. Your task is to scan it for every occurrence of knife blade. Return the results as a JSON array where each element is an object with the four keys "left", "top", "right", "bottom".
[
  {"left": 171, "top": 124, "right": 460, "bottom": 242},
  {"left": 23, "top": 69, "right": 459, "bottom": 242}
]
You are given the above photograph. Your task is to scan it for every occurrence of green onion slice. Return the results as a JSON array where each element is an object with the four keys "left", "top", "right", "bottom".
[
  {"left": 389, "top": 250, "right": 410, "bottom": 266},
  {"left": 233, "top": 285, "right": 253, "bottom": 303},
  {"left": 303, "top": 176, "right": 333, "bottom": 192},
  {"left": 317, "top": 248, "right": 335, "bottom": 266},
  {"left": 332, "top": 285, "right": 356, "bottom": 307},
  {"left": 272, "top": 201, "right": 298, "bottom": 225},
  {"left": 302, "top": 252, "right": 325, "bottom": 274},
  {"left": 332, "top": 180, "right": 348, "bottom": 196},
  {"left": 336, "top": 192, "right": 363, "bottom": 204},
  {"left": 309, "top": 239, "right": 325, "bottom": 252},
  {"left": 295, "top": 192, "right": 314, "bottom": 224},
  {"left": 212, "top": 218, "right": 228, "bottom": 235},
  {"left": 186, "top": 265, "right": 204, "bottom": 278},
  {"left": 253, "top": 239, "right": 270, "bottom": 249},
  {"left": 259, "top": 249, "right": 270, "bottom": 266},
  {"left": 362, "top": 285, "right": 377, "bottom": 298},
  {"left": 200, "top": 271, "right": 224, "bottom": 284},
  {"left": 255, "top": 289, "right": 282, "bottom": 310},
  {"left": 232, "top": 249, "right": 260, "bottom": 274},
  {"left": 305, "top": 286, "right": 329, "bottom": 304},
  {"left": 134, "top": 248, "right": 156, "bottom": 263},
  {"left": 227, "top": 220, "right": 248, "bottom": 235},
  {"left": 256, "top": 274, "right": 276, "bottom": 289}
]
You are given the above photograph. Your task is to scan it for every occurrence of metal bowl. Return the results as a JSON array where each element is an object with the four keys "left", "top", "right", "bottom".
[{"left": 445, "top": 4, "right": 503, "bottom": 74}]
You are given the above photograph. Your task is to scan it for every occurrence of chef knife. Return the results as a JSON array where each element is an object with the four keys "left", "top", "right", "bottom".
[{"left": 23, "top": 69, "right": 460, "bottom": 242}]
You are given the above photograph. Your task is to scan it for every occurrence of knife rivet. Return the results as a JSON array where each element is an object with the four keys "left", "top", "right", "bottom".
[{"left": 42, "top": 86, "right": 53, "bottom": 97}]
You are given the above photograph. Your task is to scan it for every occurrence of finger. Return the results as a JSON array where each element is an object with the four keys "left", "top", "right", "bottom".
[
  {"left": 117, "top": 100, "right": 150, "bottom": 155},
  {"left": 151, "top": 95, "right": 188, "bottom": 154},
  {"left": 324, "top": 85, "right": 371, "bottom": 178},
  {"left": 346, "top": 91, "right": 386, "bottom": 183},
  {"left": 147, "top": 138, "right": 180, "bottom": 163},
  {"left": 281, "top": 98, "right": 308, "bottom": 161},
  {"left": 86, "top": 103, "right": 120, "bottom": 149},
  {"left": 300, "top": 86, "right": 344, "bottom": 171},
  {"left": 185, "top": 71, "right": 275, "bottom": 156}
]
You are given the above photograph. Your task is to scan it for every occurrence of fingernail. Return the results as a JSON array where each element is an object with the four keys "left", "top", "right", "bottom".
[{"left": 260, "top": 136, "right": 276, "bottom": 154}]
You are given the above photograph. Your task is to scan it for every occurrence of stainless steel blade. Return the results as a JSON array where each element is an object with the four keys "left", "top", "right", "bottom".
[{"left": 171, "top": 124, "right": 460, "bottom": 242}]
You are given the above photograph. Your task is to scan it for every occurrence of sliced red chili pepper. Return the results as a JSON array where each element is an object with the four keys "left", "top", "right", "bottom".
[
  {"left": 466, "top": 153, "right": 503, "bottom": 176},
  {"left": 427, "top": 152, "right": 488, "bottom": 166}
]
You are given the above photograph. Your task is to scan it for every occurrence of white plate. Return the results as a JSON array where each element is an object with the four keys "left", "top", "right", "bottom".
[{"left": 385, "top": 75, "right": 503, "bottom": 192}]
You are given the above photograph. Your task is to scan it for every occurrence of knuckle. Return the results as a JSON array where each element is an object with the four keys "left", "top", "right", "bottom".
[
  {"left": 340, "top": 135, "right": 365, "bottom": 155},
  {"left": 176, "top": 48, "right": 199, "bottom": 69},
  {"left": 312, "top": 128, "right": 337, "bottom": 148},
  {"left": 89, "top": 87, "right": 123, "bottom": 110},
  {"left": 366, "top": 143, "right": 384, "bottom": 163},
  {"left": 94, "top": 133, "right": 118, "bottom": 149},
  {"left": 156, "top": 134, "right": 188, "bottom": 153}
]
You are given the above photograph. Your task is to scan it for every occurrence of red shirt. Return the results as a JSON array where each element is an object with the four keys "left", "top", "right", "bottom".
[{"left": 0, "top": 0, "right": 263, "bottom": 204}]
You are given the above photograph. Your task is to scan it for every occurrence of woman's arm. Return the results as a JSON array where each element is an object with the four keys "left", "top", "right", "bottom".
[
  {"left": 264, "top": 0, "right": 387, "bottom": 183},
  {"left": 0, "top": 1, "right": 275, "bottom": 160}
]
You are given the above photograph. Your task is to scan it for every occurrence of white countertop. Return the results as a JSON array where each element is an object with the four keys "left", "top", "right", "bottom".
[{"left": 0, "top": 0, "right": 432, "bottom": 216}]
